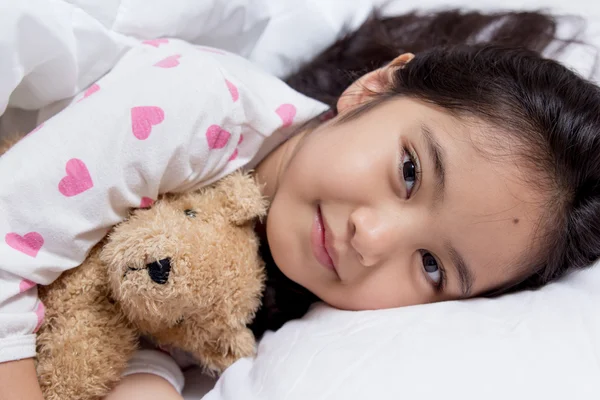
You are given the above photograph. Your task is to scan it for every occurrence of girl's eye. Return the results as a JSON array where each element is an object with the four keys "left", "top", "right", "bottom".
[
  {"left": 422, "top": 252, "right": 443, "bottom": 289},
  {"left": 401, "top": 149, "right": 419, "bottom": 198}
]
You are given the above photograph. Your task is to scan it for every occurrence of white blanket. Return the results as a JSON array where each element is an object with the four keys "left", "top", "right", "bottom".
[{"left": 0, "top": 0, "right": 378, "bottom": 135}]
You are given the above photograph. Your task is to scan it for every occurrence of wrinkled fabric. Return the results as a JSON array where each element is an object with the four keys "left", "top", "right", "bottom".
[{"left": 0, "top": 38, "right": 327, "bottom": 363}]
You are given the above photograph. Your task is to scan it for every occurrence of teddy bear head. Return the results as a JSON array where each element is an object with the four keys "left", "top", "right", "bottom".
[{"left": 99, "top": 172, "right": 267, "bottom": 335}]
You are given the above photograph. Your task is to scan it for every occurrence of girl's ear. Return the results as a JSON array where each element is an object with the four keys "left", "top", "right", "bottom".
[{"left": 336, "top": 53, "right": 414, "bottom": 113}]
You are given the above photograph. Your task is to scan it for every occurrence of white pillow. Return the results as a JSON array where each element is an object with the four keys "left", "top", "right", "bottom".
[
  {"left": 200, "top": 264, "right": 599, "bottom": 400},
  {"left": 188, "top": 1, "right": 600, "bottom": 399}
]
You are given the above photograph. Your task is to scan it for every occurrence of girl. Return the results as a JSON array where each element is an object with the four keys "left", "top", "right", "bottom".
[{"left": 2, "top": 9, "right": 600, "bottom": 400}]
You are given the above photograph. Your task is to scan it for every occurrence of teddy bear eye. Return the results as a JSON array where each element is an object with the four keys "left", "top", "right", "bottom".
[{"left": 184, "top": 209, "right": 197, "bottom": 218}]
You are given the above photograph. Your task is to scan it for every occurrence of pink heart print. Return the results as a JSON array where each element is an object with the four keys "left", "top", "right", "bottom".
[
  {"left": 33, "top": 301, "right": 45, "bottom": 333},
  {"left": 58, "top": 158, "right": 94, "bottom": 197},
  {"left": 197, "top": 46, "right": 226, "bottom": 55},
  {"left": 225, "top": 79, "right": 239, "bottom": 102},
  {"left": 276, "top": 104, "right": 297, "bottom": 128},
  {"left": 19, "top": 279, "right": 37, "bottom": 293},
  {"left": 228, "top": 135, "right": 244, "bottom": 161},
  {"left": 5, "top": 232, "right": 44, "bottom": 257},
  {"left": 143, "top": 38, "right": 169, "bottom": 47},
  {"left": 206, "top": 125, "right": 231, "bottom": 149},
  {"left": 154, "top": 55, "right": 181, "bottom": 68},
  {"left": 131, "top": 106, "right": 165, "bottom": 140},
  {"left": 27, "top": 123, "right": 44, "bottom": 136},
  {"left": 81, "top": 83, "right": 100, "bottom": 100},
  {"left": 140, "top": 197, "right": 155, "bottom": 208}
]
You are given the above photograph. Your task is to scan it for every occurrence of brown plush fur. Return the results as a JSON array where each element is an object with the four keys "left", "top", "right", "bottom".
[{"left": 1, "top": 136, "right": 267, "bottom": 400}]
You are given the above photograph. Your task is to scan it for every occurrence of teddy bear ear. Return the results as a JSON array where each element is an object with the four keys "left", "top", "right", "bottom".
[{"left": 214, "top": 171, "right": 268, "bottom": 225}]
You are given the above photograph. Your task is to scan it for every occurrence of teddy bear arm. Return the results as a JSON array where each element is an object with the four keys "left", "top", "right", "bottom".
[
  {"left": 152, "top": 322, "right": 256, "bottom": 376},
  {"left": 191, "top": 325, "right": 257, "bottom": 375},
  {"left": 37, "top": 304, "right": 140, "bottom": 400},
  {"left": 36, "top": 255, "right": 141, "bottom": 400}
]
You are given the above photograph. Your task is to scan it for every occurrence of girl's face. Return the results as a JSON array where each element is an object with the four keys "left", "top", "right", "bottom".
[{"left": 258, "top": 59, "right": 545, "bottom": 311}]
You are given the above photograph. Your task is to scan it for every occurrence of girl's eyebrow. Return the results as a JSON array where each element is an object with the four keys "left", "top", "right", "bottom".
[{"left": 420, "top": 123, "right": 446, "bottom": 204}]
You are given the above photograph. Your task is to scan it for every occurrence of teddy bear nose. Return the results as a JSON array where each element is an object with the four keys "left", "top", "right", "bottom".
[{"left": 146, "top": 258, "right": 171, "bottom": 284}]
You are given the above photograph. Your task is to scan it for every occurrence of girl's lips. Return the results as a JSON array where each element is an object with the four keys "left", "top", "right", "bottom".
[{"left": 311, "top": 205, "right": 338, "bottom": 274}]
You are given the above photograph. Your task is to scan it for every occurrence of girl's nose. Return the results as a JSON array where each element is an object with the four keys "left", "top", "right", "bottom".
[{"left": 349, "top": 207, "right": 398, "bottom": 267}]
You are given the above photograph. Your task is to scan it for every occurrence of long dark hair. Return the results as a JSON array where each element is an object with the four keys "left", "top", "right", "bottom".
[
  {"left": 251, "top": 9, "right": 600, "bottom": 337},
  {"left": 286, "top": 9, "right": 586, "bottom": 109}
]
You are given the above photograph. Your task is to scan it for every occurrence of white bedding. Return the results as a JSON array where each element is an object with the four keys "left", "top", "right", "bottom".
[
  {"left": 1, "top": 1, "right": 599, "bottom": 400},
  {"left": 0, "top": 0, "right": 378, "bottom": 135}
]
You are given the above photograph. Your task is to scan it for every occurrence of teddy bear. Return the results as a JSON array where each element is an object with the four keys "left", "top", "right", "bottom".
[{"left": 2, "top": 130, "right": 267, "bottom": 400}]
